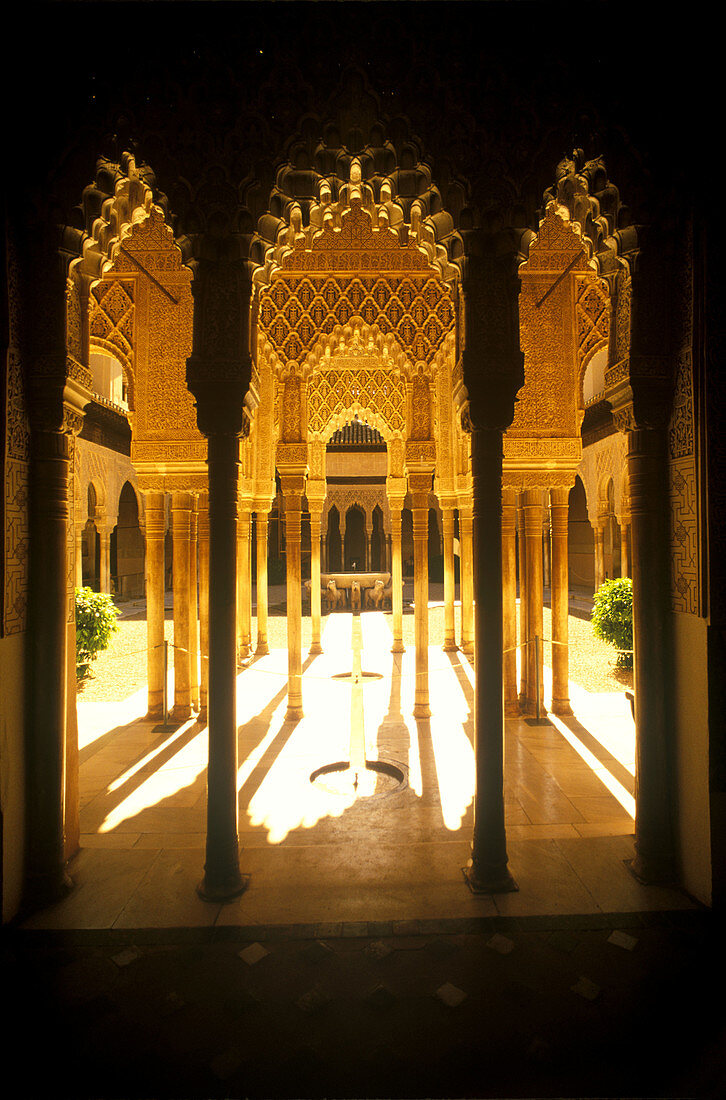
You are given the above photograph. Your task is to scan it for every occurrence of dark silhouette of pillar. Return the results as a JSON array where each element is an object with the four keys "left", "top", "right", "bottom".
[{"left": 187, "top": 258, "right": 252, "bottom": 902}]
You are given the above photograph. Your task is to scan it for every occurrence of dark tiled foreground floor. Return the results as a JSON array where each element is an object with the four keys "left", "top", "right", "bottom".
[{"left": 3, "top": 908, "right": 724, "bottom": 1099}]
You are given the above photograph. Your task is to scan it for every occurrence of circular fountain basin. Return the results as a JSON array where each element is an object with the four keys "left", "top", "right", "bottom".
[{"left": 309, "top": 759, "right": 407, "bottom": 797}]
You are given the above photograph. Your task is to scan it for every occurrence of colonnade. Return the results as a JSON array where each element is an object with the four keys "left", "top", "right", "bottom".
[
  {"left": 23, "top": 379, "right": 677, "bottom": 914},
  {"left": 141, "top": 478, "right": 628, "bottom": 728},
  {"left": 593, "top": 512, "right": 632, "bottom": 589},
  {"left": 501, "top": 487, "right": 574, "bottom": 718},
  {"left": 143, "top": 490, "right": 210, "bottom": 722},
  {"left": 138, "top": 475, "right": 514, "bottom": 728},
  {"left": 269, "top": 475, "right": 484, "bottom": 719}
]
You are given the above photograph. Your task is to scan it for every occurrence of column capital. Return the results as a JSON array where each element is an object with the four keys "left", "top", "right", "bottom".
[
  {"left": 277, "top": 442, "right": 309, "bottom": 474},
  {"left": 549, "top": 486, "right": 570, "bottom": 534},
  {"left": 306, "top": 477, "right": 327, "bottom": 512},
  {"left": 501, "top": 488, "right": 517, "bottom": 537},
  {"left": 171, "top": 489, "right": 194, "bottom": 511},
  {"left": 186, "top": 360, "right": 252, "bottom": 439},
  {"left": 438, "top": 491, "right": 458, "bottom": 512},
  {"left": 279, "top": 472, "right": 307, "bottom": 500},
  {"left": 407, "top": 471, "right": 433, "bottom": 503},
  {"left": 386, "top": 475, "right": 407, "bottom": 511}
]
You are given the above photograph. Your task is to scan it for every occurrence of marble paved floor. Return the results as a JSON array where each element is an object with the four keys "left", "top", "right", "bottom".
[{"left": 24, "top": 611, "right": 696, "bottom": 932}]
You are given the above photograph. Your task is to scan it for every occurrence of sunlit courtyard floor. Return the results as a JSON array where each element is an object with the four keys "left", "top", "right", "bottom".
[{"left": 24, "top": 607, "right": 696, "bottom": 932}]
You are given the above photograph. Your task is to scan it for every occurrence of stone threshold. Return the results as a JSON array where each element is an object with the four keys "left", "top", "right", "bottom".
[{"left": 4, "top": 904, "right": 710, "bottom": 949}]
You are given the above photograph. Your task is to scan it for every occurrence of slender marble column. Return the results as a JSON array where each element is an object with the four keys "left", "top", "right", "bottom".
[
  {"left": 171, "top": 491, "right": 192, "bottom": 721},
  {"left": 198, "top": 433, "right": 247, "bottom": 900},
  {"left": 189, "top": 496, "right": 200, "bottom": 712},
  {"left": 74, "top": 523, "right": 84, "bottom": 587},
  {"left": 98, "top": 521, "right": 112, "bottom": 594},
  {"left": 543, "top": 523, "right": 551, "bottom": 590},
  {"left": 594, "top": 521, "right": 606, "bottom": 590},
  {"left": 465, "top": 428, "right": 517, "bottom": 893},
  {"left": 628, "top": 428, "right": 676, "bottom": 883},
  {"left": 389, "top": 502, "right": 405, "bottom": 653},
  {"left": 459, "top": 502, "right": 475, "bottom": 656},
  {"left": 620, "top": 519, "right": 630, "bottom": 577},
  {"left": 197, "top": 492, "right": 209, "bottom": 720},
  {"left": 309, "top": 505, "right": 323, "bottom": 655},
  {"left": 410, "top": 481, "right": 431, "bottom": 718},
  {"left": 522, "top": 490, "right": 545, "bottom": 717},
  {"left": 517, "top": 494, "right": 528, "bottom": 703},
  {"left": 236, "top": 508, "right": 252, "bottom": 663},
  {"left": 442, "top": 506, "right": 458, "bottom": 652},
  {"left": 144, "top": 491, "right": 166, "bottom": 720},
  {"left": 281, "top": 478, "right": 305, "bottom": 719},
  {"left": 502, "top": 489, "right": 519, "bottom": 716},
  {"left": 550, "top": 486, "right": 572, "bottom": 715},
  {"left": 255, "top": 508, "right": 270, "bottom": 656}
]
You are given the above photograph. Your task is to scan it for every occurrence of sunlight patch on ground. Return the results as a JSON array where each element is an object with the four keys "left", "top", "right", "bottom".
[
  {"left": 99, "top": 718, "right": 205, "bottom": 832},
  {"left": 107, "top": 722, "right": 195, "bottom": 794},
  {"left": 428, "top": 651, "right": 475, "bottom": 830},
  {"left": 77, "top": 687, "right": 147, "bottom": 750},
  {"left": 244, "top": 677, "right": 357, "bottom": 842},
  {"left": 548, "top": 713, "right": 635, "bottom": 818},
  {"left": 82, "top": 607, "right": 637, "bottom": 841}
]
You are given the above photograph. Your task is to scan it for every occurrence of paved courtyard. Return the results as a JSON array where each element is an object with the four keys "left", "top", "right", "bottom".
[
  {"left": 28, "top": 606, "right": 690, "bottom": 931},
  {"left": 10, "top": 604, "right": 720, "bottom": 1100}
]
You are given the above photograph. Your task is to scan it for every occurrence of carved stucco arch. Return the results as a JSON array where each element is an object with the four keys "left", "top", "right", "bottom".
[
  {"left": 304, "top": 321, "right": 411, "bottom": 445},
  {"left": 577, "top": 431, "right": 628, "bottom": 525},
  {"left": 115, "top": 478, "right": 145, "bottom": 528},
  {"left": 86, "top": 475, "right": 107, "bottom": 519}
]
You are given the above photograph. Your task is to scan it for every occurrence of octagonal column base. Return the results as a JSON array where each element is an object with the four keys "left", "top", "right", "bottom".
[
  {"left": 463, "top": 861, "right": 519, "bottom": 895},
  {"left": 197, "top": 869, "right": 250, "bottom": 903}
]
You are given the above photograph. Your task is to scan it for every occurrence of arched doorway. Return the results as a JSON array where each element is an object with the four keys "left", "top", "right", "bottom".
[
  {"left": 326, "top": 506, "right": 342, "bottom": 572},
  {"left": 113, "top": 481, "right": 144, "bottom": 598},
  {"left": 371, "top": 505, "right": 385, "bottom": 571},
  {"left": 343, "top": 505, "right": 366, "bottom": 571},
  {"left": 568, "top": 476, "right": 595, "bottom": 593},
  {"left": 83, "top": 484, "right": 101, "bottom": 590},
  {"left": 603, "top": 477, "right": 621, "bottom": 581}
]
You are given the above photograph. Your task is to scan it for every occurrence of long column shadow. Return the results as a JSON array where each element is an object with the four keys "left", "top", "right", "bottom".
[
  {"left": 445, "top": 649, "right": 474, "bottom": 718},
  {"left": 78, "top": 714, "right": 161, "bottom": 768},
  {"left": 374, "top": 649, "right": 404, "bottom": 754},
  {"left": 85, "top": 650, "right": 322, "bottom": 836},
  {"left": 82, "top": 717, "right": 206, "bottom": 828},
  {"left": 372, "top": 641, "right": 448, "bottom": 824},
  {"left": 235, "top": 650, "right": 318, "bottom": 810},
  {"left": 557, "top": 713, "right": 635, "bottom": 796}
]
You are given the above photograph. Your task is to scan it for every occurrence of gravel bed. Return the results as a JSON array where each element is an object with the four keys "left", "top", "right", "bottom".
[{"left": 78, "top": 599, "right": 631, "bottom": 703}]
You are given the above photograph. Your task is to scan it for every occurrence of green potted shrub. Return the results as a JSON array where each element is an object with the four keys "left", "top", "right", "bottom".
[
  {"left": 75, "top": 586, "right": 120, "bottom": 683},
  {"left": 591, "top": 577, "right": 633, "bottom": 669}
]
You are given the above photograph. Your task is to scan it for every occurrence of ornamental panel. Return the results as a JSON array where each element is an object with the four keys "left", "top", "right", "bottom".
[
  {"left": 307, "top": 367, "right": 407, "bottom": 438},
  {"left": 258, "top": 205, "right": 455, "bottom": 372}
]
